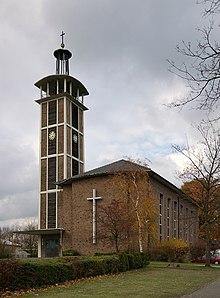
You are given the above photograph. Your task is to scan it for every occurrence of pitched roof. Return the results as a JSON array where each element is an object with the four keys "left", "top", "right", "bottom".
[
  {"left": 56, "top": 159, "right": 198, "bottom": 206},
  {"left": 57, "top": 159, "right": 150, "bottom": 186}
]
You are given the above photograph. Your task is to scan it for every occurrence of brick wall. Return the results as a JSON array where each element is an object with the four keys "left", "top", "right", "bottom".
[{"left": 58, "top": 173, "right": 199, "bottom": 255}]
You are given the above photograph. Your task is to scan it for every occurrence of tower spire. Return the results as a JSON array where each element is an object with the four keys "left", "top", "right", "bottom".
[
  {"left": 60, "top": 31, "right": 65, "bottom": 48},
  {"left": 54, "top": 32, "right": 72, "bottom": 75}
]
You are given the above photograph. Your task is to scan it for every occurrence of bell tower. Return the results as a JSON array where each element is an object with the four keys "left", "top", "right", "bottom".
[{"left": 35, "top": 33, "right": 89, "bottom": 257}]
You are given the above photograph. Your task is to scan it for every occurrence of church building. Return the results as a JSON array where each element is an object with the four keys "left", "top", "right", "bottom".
[{"left": 32, "top": 34, "right": 199, "bottom": 257}]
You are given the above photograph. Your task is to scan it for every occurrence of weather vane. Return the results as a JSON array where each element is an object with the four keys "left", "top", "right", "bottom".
[{"left": 60, "top": 31, "right": 65, "bottom": 48}]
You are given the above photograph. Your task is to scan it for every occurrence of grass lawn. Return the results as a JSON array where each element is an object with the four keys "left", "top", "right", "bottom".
[{"left": 4, "top": 262, "right": 220, "bottom": 298}]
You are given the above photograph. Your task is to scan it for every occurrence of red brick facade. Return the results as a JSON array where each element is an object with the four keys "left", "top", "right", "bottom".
[{"left": 53, "top": 161, "right": 199, "bottom": 256}]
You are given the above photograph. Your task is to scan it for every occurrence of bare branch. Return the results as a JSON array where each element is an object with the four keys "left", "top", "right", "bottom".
[
  {"left": 168, "top": 21, "right": 220, "bottom": 113},
  {"left": 175, "top": 121, "right": 220, "bottom": 265},
  {"left": 201, "top": 0, "right": 220, "bottom": 15}
]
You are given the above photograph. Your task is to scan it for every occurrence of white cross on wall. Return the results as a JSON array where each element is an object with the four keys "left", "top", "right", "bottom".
[{"left": 87, "top": 189, "right": 102, "bottom": 244}]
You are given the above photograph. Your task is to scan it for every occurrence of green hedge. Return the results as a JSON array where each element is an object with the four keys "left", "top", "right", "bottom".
[
  {"left": 62, "top": 249, "right": 80, "bottom": 256},
  {"left": 0, "top": 253, "right": 149, "bottom": 293},
  {"left": 0, "top": 260, "right": 74, "bottom": 292},
  {"left": 119, "top": 252, "right": 149, "bottom": 271}
]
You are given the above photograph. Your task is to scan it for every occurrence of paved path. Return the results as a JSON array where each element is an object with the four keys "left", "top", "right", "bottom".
[{"left": 181, "top": 277, "right": 220, "bottom": 297}]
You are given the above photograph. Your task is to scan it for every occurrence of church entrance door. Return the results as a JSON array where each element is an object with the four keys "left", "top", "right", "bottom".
[{"left": 45, "top": 239, "right": 59, "bottom": 257}]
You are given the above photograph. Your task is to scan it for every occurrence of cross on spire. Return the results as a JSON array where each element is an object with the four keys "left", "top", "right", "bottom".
[{"left": 60, "top": 31, "right": 65, "bottom": 48}]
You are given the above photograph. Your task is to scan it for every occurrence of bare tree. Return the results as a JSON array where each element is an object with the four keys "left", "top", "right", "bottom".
[
  {"left": 167, "top": 0, "right": 220, "bottom": 114},
  {"left": 98, "top": 199, "right": 134, "bottom": 253},
  {"left": 0, "top": 226, "right": 13, "bottom": 242},
  {"left": 168, "top": 22, "right": 220, "bottom": 114},
  {"left": 0, "top": 226, "right": 14, "bottom": 258},
  {"left": 0, "top": 220, "right": 38, "bottom": 257},
  {"left": 173, "top": 121, "right": 220, "bottom": 266},
  {"left": 13, "top": 221, "right": 38, "bottom": 257}
]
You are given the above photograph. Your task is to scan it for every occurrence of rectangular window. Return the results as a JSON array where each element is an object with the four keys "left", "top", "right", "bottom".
[
  {"left": 48, "top": 192, "right": 56, "bottom": 228},
  {"left": 72, "top": 130, "right": 79, "bottom": 158},
  {"left": 179, "top": 205, "right": 183, "bottom": 238},
  {"left": 48, "top": 157, "right": 56, "bottom": 189},
  {"left": 72, "top": 159, "right": 79, "bottom": 176},
  {"left": 190, "top": 210, "right": 193, "bottom": 242},
  {"left": 159, "top": 193, "right": 163, "bottom": 240},
  {"left": 185, "top": 208, "right": 189, "bottom": 240},
  {"left": 72, "top": 103, "right": 78, "bottom": 129},
  {"left": 174, "top": 201, "right": 177, "bottom": 238},
  {"left": 41, "top": 103, "right": 47, "bottom": 127},
  {"left": 167, "top": 198, "right": 171, "bottom": 239},
  {"left": 48, "top": 127, "right": 57, "bottom": 155},
  {"left": 48, "top": 100, "right": 57, "bottom": 125}
]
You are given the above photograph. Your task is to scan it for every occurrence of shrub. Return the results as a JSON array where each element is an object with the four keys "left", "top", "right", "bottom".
[
  {"left": 67, "top": 255, "right": 121, "bottom": 278},
  {"left": 149, "top": 246, "right": 167, "bottom": 261},
  {"left": 0, "top": 244, "right": 12, "bottom": 259},
  {"left": 149, "top": 239, "right": 189, "bottom": 262},
  {"left": 119, "top": 252, "right": 149, "bottom": 271},
  {"left": 161, "top": 239, "right": 189, "bottom": 262},
  {"left": 189, "top": 240, "right": 206, "bottom": 261},
  {"left": 118, "top": 252, "right": 130, "bottom": 271},
  {"left": 0, "top": 253, "right": 149, "bottom": 293},
  {"left": 0, "top": 259, "right": 22, "bottom": 291},
  {"left": 62, "top": 249, "right": 80, "bottom": 256},
  {"left": 0, "top": 259, "right": 74, "bottom": 292},
  {"left": 141, "top": 252, "right": 150, "bottom": 266}
]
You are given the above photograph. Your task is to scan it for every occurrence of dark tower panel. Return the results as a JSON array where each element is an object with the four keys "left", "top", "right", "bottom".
[
  {"left": 58, "top": 99, "right": 64, "bottom": 123},
  {"left": 72, "top": 130, "right": 79, "bottom": 158},
  {"left": 72, "top": 159, "right": 79, "bottom": 176},
  {"left": 41, "top": 103, "right": 47, "bottom": 127},
  {"left": 72, "top": 103, "right": 78, "bottom": 129},
  {"left": 48, "top": 193, "right": 56, "bottom": 228},
  {"left": 48, "top": 100, "right": 57, "bottom": 125},
  {"left": 48, "top": 157, "right": 56, "bottom": 189},
  {"left": 48, "top": 127, "right": 57, "bottom": 155},
  {"left": 41, "top": 129, "right": 47, "bottom": 157},
  {"left": 58, "top": 126, "right": 64, "bottom": 154},
  {"left": 40, "top": 194, "right": 46, "bottom": 229}
]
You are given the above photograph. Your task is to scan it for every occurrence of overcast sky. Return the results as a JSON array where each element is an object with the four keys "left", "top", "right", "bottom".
[{"left": 0, "top": 0, "right": 217, "bottom": 227}]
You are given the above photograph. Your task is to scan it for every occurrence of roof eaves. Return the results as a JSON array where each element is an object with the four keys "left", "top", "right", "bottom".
[
  {"left": 148, "top": 170, "right": 198, "bottom": 207},
  {"left": 56, "top": 172, "right": 109, "bottom": 186}
]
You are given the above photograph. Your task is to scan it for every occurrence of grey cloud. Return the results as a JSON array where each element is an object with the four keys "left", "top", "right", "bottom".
[
  {"left": 0, "top": 142, "right": 38, "bottom": 197},
  {"left": 0, "top": 0, "right": 211, "bottom": 226}
]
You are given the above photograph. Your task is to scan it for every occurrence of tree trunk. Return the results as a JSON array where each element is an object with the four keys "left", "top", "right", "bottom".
[
  {"left": 132, "top": 174, "right": 143, "bottom": 253},
  {"left": 204, "top": 200, "right": 211, "bottom": 267},
  {"left": 135, "top": 209, "right": 143, "bottom": 252}
]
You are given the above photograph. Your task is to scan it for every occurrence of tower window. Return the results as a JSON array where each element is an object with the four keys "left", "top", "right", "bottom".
[
  {"left": 48, "top": 192, "right": 56, "bottom": 228},
  {"left": 48, "top": 157, "right": 56, "bottom": 189},
  {"left": 48, "top": 100, "right": 57, "bottom": 125},
  {"left": 72, "top": 159, "right": 79, "bottom": 176},
  {"left": 48, "top": 127, "right": 57, "bottom": 155},
  {"left": 72, "top": 130, "right": 79, "bottom": 158},
  {"left": 72, "top": 103, "right": 78, "bottom": 129}
]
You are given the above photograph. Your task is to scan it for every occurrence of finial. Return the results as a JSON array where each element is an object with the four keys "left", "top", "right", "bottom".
[{"left": 60, "top": 31, "right": 65, "bottom": 48}]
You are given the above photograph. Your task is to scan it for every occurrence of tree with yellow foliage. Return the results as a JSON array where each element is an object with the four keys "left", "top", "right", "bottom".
[
  {"left": 182, "top": 179, "right": 220, "bottom": 242},
  {"left": 173, "top": 121, "right": 220, "bottom": 266},
  {"left": 98, "top": 159, "right": 158, "bottom": 253}
]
